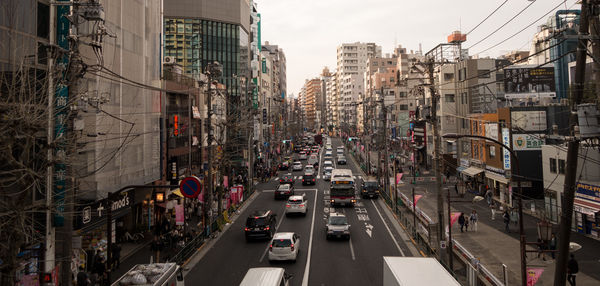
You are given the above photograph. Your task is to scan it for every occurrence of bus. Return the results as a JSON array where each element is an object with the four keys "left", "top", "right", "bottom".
[{"left": 330, "top": 169, "right": 356, "bottom": 206}]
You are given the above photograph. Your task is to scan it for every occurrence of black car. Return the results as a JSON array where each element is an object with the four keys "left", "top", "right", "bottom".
[
  {"left": 279, "top": 174, "right": 294, "bottom": 185},
  {"left": 245, "top": 210, "right": 277, "bottom": 241},
  {"left": 279, "top": 161, "right": 290, "bottom": 170},
  {"left": 274, "top": 184, "right": 295, "bottom": 199},
  {"left": 361, "top": 179, "right": 379, "bottom": 198},
  {"left": 302, "top": 174, "right": 316, "bottom": 185}
]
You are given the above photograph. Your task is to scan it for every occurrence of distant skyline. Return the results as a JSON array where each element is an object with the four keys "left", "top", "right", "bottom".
[{"left": 257, "top": 0, "right": 578, "bottom": 98}]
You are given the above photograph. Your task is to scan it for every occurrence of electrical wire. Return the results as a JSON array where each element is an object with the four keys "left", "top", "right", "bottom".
[
  {"left": 466, "top": 0, "right": 511, "bottom": 36},
  {"left": 467, "top": 0, "right": 538, "bottom": 50}
]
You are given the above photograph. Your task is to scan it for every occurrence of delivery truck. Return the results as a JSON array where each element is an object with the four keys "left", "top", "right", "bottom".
[
  {"left": 111, "top": 263, "right": 184, "bottom": 286},
  {"left": 383, "top": 257, "right": 460, "bottom": 286}
]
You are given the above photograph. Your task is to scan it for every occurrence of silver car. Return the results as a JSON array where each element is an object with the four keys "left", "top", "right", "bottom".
[
  {"left": 326, "top": 213, "right": 350, "bottom": 240},
  {"left": 323, "top": 166, "right": 333, "bottom": 181}
]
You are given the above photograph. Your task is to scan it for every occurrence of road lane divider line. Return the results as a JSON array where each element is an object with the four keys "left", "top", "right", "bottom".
[
  {"left": 371, "top": 199, "right": 405, "bottom": 256},
  {"left": 259, "top": 204, "right": 288, "bottom": 263},
  {"left": 348, "top": 237, "right": 356, "bottom": 261},
  {"left": 301, "top": 189, "right": 319, "bottom": 286}
]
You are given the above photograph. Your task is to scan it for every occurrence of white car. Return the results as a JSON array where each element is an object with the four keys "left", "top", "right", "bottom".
[
  {"left": 326, "top": 213, "right": 350, "bottom": 240},
  {"left": 292, "top": 161, "right": 303, "bottom": 171},
  {"left": 299, "top": 152, "right": 307, "bottom": 160},
  {"left": 324, "top": 151, "right": 333, "bottom": 158},
  {"left": 336, "top": 147, "right": 344, "bottom": 154},
  {"left": 285, "top": 194, "right": 307, "bottom": 216},
  {"left": 323, "top": 160, "right": 333, "bottom": 169},
  {"left": 304, "top": 165, "right": 315, "bottom": 175},
  {"left": 268, "top": 232, "right": 300, "bottom": 262},
  {"left": 323, "top": 166, "right": 333, "bottom": 181}
]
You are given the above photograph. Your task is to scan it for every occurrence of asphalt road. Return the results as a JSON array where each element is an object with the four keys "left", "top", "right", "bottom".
[{"left": 185, "top": 137, "right": 415, "bottom": 286}]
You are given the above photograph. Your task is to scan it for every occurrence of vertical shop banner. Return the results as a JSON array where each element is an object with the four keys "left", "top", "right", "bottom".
[
  {"left": 175, "top": 204, "right": 184, "bottom": 226},
  {"left": 450, "top": 212, "right": 462, "bottom": 227},
  {"left": 502, "top": 128, "right": 511, "bottom": 170},
  {"left": 53, "top": 2, "right": 70, "bottom": 227},
  {"left": 223, "top": 176, "right": 228, "bottom": 189},
  {"left": 526, "top": 268, "right": 544, "bottom": 286}
]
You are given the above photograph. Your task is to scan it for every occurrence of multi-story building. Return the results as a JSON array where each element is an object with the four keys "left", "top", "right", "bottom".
[
  {"left": 325, "top": 71, "right": 339, "bottom": 131},
  {"left": 320, "top": 67, "right": 332, "bottom": 131},
  {"left": 302, "top": 78, "right": 322, "bottom": 130}
]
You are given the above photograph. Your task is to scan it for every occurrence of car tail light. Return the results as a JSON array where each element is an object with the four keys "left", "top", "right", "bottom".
[
  {"left": 244, "top": 227, "right": 250, "bottom": 231},
  {"left": 265, "top": 226, "right": 270, "bottom": 231},
  {"left": 290, "top": 244, "right": 295, "bottom": 251},
  {"left": 312, "top": 179, "right": 315, "bottom": 181},
  {"left": 269, "top": 244, "right": 273, "bottom": 251},
  {"left": 299, "top": 204, "right": 304, "bottom": 207},
  {"left": 286, "top": 204, "right": 291, "bottom": 208}
]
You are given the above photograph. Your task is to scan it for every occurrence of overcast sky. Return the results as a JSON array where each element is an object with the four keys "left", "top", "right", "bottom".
[{"left": 257, "top": 0, "right": 578, "bottom": 97}]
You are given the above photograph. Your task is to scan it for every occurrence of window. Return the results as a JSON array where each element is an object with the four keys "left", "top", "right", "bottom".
[
  {"left": 549, "top": 158, "right": 557, "bottom": 173},
  {"left": 478, "top": 69, "right": 490, "bottom": 78},
  {"left": 400, "top": 104, "right": 408, "bottom": 110},
  {"left": 443, "top": 73, "right": 454, "bottom": 81},
  {"left": 558, "top": 159, "right": 566, "bottom": 174},
  {"left": 489, "top": 146, "right": 496, "bottom": 158},
  {"left": 445, "top": 94, "right": 455, "bottom": 103},
  {"left": 37, "top": 2, "right": 50, "bottom": 39}
]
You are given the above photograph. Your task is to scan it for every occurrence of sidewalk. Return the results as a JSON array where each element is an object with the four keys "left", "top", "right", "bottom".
[{"left": 397, "top": 179, "right": 600, "bottom": 285}]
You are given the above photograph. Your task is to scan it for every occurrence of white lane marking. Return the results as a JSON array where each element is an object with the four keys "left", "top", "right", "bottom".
[
  {"left": 259, "top": 204, "right": 288, "bottom": 262},
  {"left": 262, "top": 190, "right": 275, "bottom": 193},
  {"left": 348, "top": 237, "right": 356, "bottom": 261},
  {"left": 365, "top": 223, "right": 373, "bottom": 238},
  {"left": 371, "top": 199, "right": 405, "bottom": 256},
  {"left": 301, "top": 189, "right": 319, "bottom": 286}
]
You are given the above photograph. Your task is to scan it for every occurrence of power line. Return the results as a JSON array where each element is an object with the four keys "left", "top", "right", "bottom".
[
  {"left": 467, "top": 0, "right": 538, "bottom": 50},
  {"left": 466, "top": 0, "right": 510, "bottom": 36}
]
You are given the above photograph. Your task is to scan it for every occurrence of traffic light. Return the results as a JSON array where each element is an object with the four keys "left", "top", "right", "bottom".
[{"left": 348, "top": 137, "right": 352, "bottom": 142}]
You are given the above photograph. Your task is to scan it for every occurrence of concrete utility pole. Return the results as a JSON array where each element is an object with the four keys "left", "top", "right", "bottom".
[
  {"left": 382, "top": 97, "right": 391, "bottom": 204},
  {"left": 554, "top": 1, "right": 591, "bottom": 285},
  {"left": 204, "top": 62, "right": 221, "bottom": 235}
]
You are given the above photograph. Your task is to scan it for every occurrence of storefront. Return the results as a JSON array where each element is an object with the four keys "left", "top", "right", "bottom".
[
  {"left": 484, "top": 166, "right": 510, "bottom": 206},
  {"left": 573, "top": 182, "right": 600, "bottom": 238}
]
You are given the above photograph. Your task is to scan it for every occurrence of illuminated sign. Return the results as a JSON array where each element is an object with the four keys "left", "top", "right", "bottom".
[{"left": 173, "top": 115, "right": 179, "bottom": 136}]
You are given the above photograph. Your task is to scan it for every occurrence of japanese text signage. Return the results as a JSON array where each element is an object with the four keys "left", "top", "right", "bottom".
[
  {"left": 575, "top": 182, "right": 600, "bottom": 206},
  {"left": 512, "top": 134, "right": 544, "bottom": 150},
  {"left": 502, "top": 128, "right": 511, "bottom": 170}
]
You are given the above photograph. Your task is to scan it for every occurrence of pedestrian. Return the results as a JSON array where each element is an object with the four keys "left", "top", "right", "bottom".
[
  {"left": 458, "top": 212, "right": 466, "bottom": 232},
  {"left": 112, "top": 243, "right": 121, "bottom": 270},
  {"left": 469, "top": 210, "right": 478, "bottom": 232},
  {"left": 464, "top": 214, "right": 469, "bottom": 231},
  {"left": 454, "top": 183, "right": 459, "bottom": 195},
  {"left": 151, "top": 236, "right": 164, "bottom": 262},
  {"left": 76, "top": 266, "right": 90, "bottom": 286},
  {"left": 485, "top": 188, "right": 493, "bottom": 206},
  {"left": 549, "top": 233, "right": 557, "bottom": 259},
  {"left": 503, "top": 209, "right": 510, "bottom": 232},
  {"left": 537, "top": 238, "right": 547, "bottom": 261},
  {"left": 490, "top": 201, "right": 496, "bottom": 220},
  {"left": 93, "top": 256, "right": 106, "bottom": 285},
  {"left": 567, "top": 254, "right": 579, "bottom": 286},
  {"left": 510, "top": 208, "right": 519, "bottom": 225}
]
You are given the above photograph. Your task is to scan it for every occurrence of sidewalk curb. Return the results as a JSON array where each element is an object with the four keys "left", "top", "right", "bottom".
[{"left": 181, "top": 189, "right": 260, "bottom": 276}]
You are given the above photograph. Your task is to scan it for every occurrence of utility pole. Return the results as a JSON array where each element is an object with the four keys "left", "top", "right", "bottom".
[
  {"left": 45, "top": 0, "right": 57, "bottom": 276},
  {"left": 554, "top": 1, "right": 591, "bottom": 285},
  {"left": 382, "top": 97, "right": 391, "bottom": 207},
  {"left": 424, "top": 58, "right": 445, "bottom": 266},
  {"left": 591, "top": 2, "right": 600, "bottom": 100},
  {"left": 204, "top": 62, "right": 221, "bottom": 235}
]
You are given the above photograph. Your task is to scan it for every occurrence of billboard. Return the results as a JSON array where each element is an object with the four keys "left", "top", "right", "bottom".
[
  {"left": 504, "top": 66, "right": 555, "bottom": 99},
  {"left": 512, "top": 134, "right": 544, "bottom": 150},
  {"left": 511, "top": 111, "right": 547, "bottom": 131}
]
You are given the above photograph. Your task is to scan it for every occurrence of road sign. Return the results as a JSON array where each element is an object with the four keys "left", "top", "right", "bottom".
[{"left": 179, "top": 176, "right": 202, "bottom": 198}]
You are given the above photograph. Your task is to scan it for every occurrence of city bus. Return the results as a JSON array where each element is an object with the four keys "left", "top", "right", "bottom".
[{"left": 330, "top": 169, "right": 356, "bottom": 206}]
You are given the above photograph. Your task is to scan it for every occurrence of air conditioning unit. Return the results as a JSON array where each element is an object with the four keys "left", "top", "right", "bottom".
[{"left": 163, "top": 56, "right": 175, "bottom": 65}]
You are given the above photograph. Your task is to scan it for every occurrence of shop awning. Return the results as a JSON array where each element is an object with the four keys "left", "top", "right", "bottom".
[
  {"left": 461, "top": 167, "right": 484, "bottom": 177},
  {"left": 485, "top": 171, "right": 509, "bottom": 184},
  {"left": 456, "top": 166, "right": 467, "bottom": 173},
  {"left": 171, "top": 188, "right": 184, "bottom": 198},
  {"left": 574, "top": 199, "right": 600, "bottom": 215}
]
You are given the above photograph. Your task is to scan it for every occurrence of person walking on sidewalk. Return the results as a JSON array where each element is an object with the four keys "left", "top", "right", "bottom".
[
  {"left": 503, "top": 209, "right": 510, "bottom": 232},
  {"left": 485, "top": 188, "right": 493, "bottom": 206},
  {"left": 490, "top": 201, "right": 497, "bottom": 220},
  {"left": 469, "top": 210, "right": 478, "bottom": 232},
  {"left": 463, "top": 213, "right": 469, "bottom": 231},
  {"left": 549, "top": 233, "right": 557, "bottom": 259},
  {"left": 567, "top": 254, "right": 579, "bottom": 286},
  {"left": 458, "top": 212, "right": 466, "bottom": 232},
  {"left": 112, "top": 243, "right": 121, "bottom": 270}
]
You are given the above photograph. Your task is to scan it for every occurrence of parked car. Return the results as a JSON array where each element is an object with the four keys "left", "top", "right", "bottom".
[
  {"left": 268, "top": 232, "right": 300, "bottom": 262},
  {"left": 325, "top": 213, "right": 350, "bottom": 240},
  {"left": 275, "top": 184, "right": 295, "bottom": 200},
  {"left": 278, "top": 174, "right": 294, "bottom": 185},
  {"left": 285, "top": 194, "right": 307, "bottom": 216},
  {"left": 302, "top": 173, "right": 316, "bottom": 185},
  {"left": 245, "top": 210, "right": 277, "bottom": 241},
  {"left": 292, "top": 161, "right": 303, "bottom": 171}
]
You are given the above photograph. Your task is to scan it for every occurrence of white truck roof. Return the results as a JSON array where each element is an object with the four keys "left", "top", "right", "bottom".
[
  {"left": 383, "top": 257, "right": 460, "bottom": 286},
  {"left": 239, "top": 267, "right": 286, "bottom": 286}
]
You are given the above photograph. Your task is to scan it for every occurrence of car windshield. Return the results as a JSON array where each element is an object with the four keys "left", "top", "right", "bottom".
[
  {"left": 329, "top": 216, "right": 347, "bottom": 225},
  {"left": 288, "top": 199, "right": 303, "bottom": 204},
  {"left": 272, "top": 239, "right": 292, "bottom": 247},
  {"left": 365, "top": 181, "right": 378, "bottom": 188},
  {"left": 246, "top": 217, "right": 266, "bottom": 226}
]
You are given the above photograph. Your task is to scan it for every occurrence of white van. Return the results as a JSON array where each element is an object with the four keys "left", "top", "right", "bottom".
[{"left": 239, "top": 267, "right": 291, "bottom": 286}]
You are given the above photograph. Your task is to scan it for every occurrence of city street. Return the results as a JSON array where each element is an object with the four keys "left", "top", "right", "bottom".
[{"left": 185, "top": 138, "right": 415, "bottom": 285}]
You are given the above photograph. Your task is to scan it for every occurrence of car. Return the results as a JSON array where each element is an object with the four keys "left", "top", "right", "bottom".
[
  {"left": 326, "top": 147, "right": 333, "bottom": 153},
  {"left": 323, "top": 160, "right": 333, "bottom": 169},
  {"left": 285, "top": 194, "right": 307, "bottom": 216},
  {"left": 311, "top": 147, "right": 319, "bottom": 153},
  {"left": 299, "top": 152, "right": 307, "bottom": 160},
  {"left": 268, "top": 232, "right": 300, "bottom": 262},
  {"left": 361, "top": 177, "right": 380, "bottom": 198},
  {"left": 304, "top": 165, "right": 315, "bottom": 175},
  {"left": 275, "top": 184, "right": 295, "bottom": 199},
  {"left": 302, "top": 173, "right": 316, "bottom": 185},
  {"left": 336, "top": 147, "right": 344, "bottom": 154},
  {"left": 292, "top": 161, "right": 303, "bottom": 171},
  {"left": 240, "top": 268, "right": 291, "bottom": 286},
  {"left": 293, "top": 146, "right": 301, "bottom": 153},
  {"left": 337, "top": 156, "right": 347, "bottom": 165},
  {"left": 245, "top": 210, "right": 277, "bottom": 241},
  {"left": 326, "top": 213, "right": 350, "bottom": 240},
  {"left": 279, "top": 174, "right": 294, "bottom": 185},
  {"left": 322, "top": 167, "right": 333, "bottom": 181},
  {"left": 279, "top": 161, "right": 289, "bottom": 170},
  {"left": 324, "top": 151, "right": 332, "bottom": 159}
]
